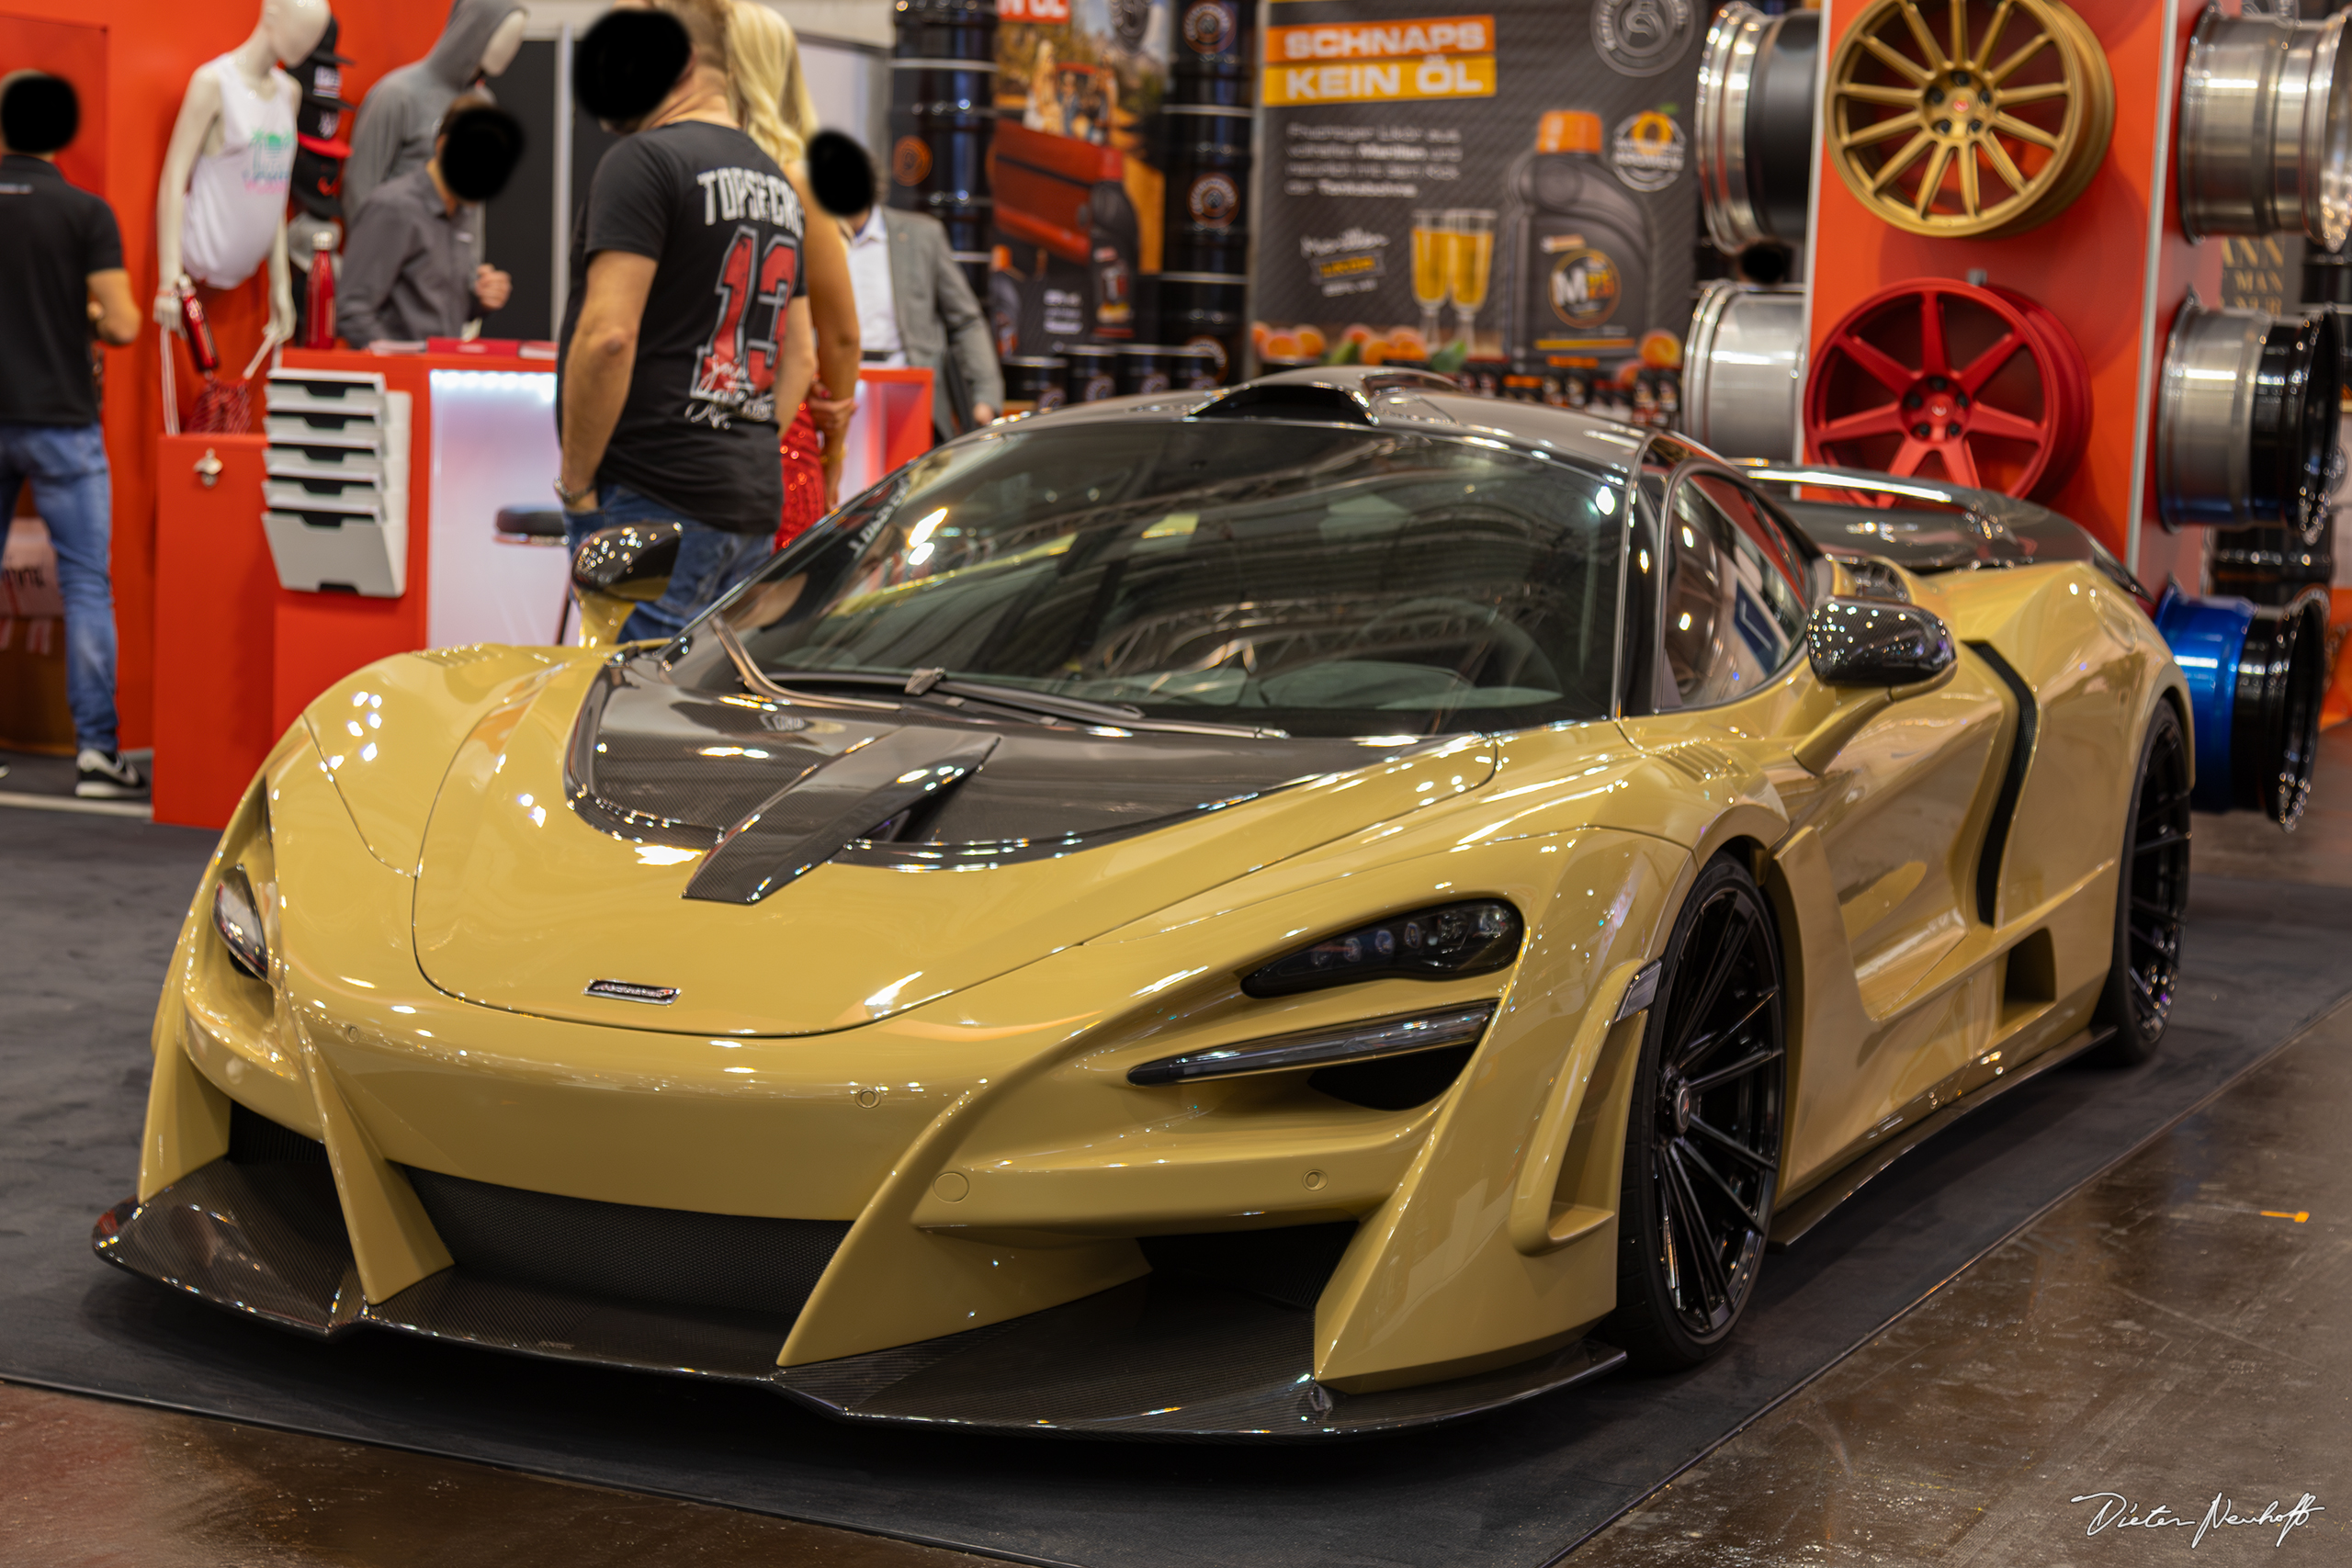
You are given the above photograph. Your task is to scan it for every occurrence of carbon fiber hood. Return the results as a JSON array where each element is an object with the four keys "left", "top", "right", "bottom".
[{"left": 411, "top": 664, "right": 1495, "bottom": 1036}]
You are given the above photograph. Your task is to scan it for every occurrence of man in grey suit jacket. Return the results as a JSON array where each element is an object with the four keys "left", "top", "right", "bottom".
[
  {"left": 812, "top": 133, "right": 1003, "bottom": 439},
  {"left": 847, "top": 206, "right": 1003, "bottom": 436}
]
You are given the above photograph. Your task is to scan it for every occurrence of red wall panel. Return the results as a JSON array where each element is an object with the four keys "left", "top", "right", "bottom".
[{"left": 0, "top": 0, "right": 449, "bottom": 753}]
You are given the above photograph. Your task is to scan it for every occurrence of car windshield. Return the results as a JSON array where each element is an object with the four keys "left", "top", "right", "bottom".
[{"left": 704, "top": 421, "right": 1627, "bottom": 739}]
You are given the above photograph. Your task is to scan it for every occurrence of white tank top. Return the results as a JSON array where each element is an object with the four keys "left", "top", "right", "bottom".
[{"left": 180, "top": 56, "right": 297, "bottom": 289}]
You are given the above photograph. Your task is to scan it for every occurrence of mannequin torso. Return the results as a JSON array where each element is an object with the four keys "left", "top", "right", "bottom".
[{"left": 153, "top": 0, "right": 329, "bottom": 339}]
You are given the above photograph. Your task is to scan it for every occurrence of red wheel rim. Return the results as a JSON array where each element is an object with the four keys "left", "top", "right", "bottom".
[
  {"left": 1993, "top": 288, "right": 2092, "bottom": 496},
  {"left": 1804, "top": 279, "right": 2090, "bottom": 500}
]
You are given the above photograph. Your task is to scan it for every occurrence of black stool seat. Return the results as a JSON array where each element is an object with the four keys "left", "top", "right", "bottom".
[{"left": 496, "top": 506, "right": 567, "bottom": 540}]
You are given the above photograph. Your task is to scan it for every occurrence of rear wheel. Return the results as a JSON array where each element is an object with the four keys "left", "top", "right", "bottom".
[
  {"left": 2089, "top": 702, "right": 2191, "bottom": 1066},
  {"left": 1604, "top": 855, "right": 1787, "bottom": 1371}
]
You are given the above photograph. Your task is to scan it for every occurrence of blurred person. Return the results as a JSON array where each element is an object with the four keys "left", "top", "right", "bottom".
[
  {"left": 336, "top": 95, "right": 521, "bottom": 346},
  {"left": 342, "top": 0, "right": 526, "bottom": 218},
  {"left": 808, "top": 131, "right": 1001, "bottom": 442},
  {"left": 726, "top": 0, "right": 859, "bottom": 543},
  {"left": 556, "top": 0, "right": 818, "bottom": 641},
  {"left": 0, "top": 73, "right": 145, "bottom": 798}
]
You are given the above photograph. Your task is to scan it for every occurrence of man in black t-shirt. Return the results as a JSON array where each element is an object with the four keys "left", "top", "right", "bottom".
[
  {"left": 0, "top": 73, "right": 144, "bottom": 797},
  {"left": 556, "top": 0, "right": 818, "bottom": 643}
]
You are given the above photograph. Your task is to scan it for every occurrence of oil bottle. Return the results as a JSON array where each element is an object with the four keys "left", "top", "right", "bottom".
[{"left": 1504, "top": 111, "right": 1653, "bottom": 372}]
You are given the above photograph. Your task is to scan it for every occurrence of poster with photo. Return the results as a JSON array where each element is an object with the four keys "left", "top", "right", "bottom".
[
  {"left": 990, "top": 0, "right": 1176, "bottom": 356},
  {"left": 1252, "top": 0, "right": 1704, "bottom": 421}
]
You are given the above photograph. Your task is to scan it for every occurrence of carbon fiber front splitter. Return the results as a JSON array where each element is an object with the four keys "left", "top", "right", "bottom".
[{"left": 94, "top": 1157, "right": 1624, "bottom": 1441}]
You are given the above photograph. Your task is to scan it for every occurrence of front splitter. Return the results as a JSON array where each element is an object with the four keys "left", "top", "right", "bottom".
[{"left": 94, "top": 1157, "right": 1623, "bottom": 1441}]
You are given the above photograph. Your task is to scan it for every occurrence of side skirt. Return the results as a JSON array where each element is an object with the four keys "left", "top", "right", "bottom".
[{"left": 1766, "top": 1023, "right": 2115, "bottom": 1250}]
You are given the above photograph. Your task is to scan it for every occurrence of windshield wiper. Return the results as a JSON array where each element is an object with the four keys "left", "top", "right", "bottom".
[
  {"left": 709, "top": 620, "right": 904, "bottom": 712},
  {"left": 723, "top": 654, "right": 1286, "bottom": 739}
]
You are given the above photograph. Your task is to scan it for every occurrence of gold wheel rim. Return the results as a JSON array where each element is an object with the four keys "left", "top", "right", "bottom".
[
  {"left": 2015, "top": 1, "right": 2113, "bottom": 234},
  {"left": 1828, "top": 0, "right": 2114, "bottom": 239}
]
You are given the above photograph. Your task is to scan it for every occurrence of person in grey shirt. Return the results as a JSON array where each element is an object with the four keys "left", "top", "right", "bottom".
[
  {"left": 343, "top": 0, "right": 526, "bottom": 219},
  {"left": 336, "top": 98, "right": 518, "bottom": 345}
]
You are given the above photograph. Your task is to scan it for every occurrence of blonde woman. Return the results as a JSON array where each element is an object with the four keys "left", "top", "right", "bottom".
[{"left": 728, "top": 0, "right": 860, "bottom": 539}]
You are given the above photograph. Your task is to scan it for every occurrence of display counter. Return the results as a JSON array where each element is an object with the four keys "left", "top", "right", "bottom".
[{"left": 153, "top": 352, "right": 934, "bottom": 829}]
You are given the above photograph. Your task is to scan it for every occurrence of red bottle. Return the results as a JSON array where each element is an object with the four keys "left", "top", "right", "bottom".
[
  {"left": 303, "top": 229, "right": 338, "bottom": 349},
  {"left": 175, "top": 276, "right": 220, "bottom": 375}
]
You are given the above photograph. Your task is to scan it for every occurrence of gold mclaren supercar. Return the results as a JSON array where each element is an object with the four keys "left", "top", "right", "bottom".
[{"left": 101, "top": 369, "right": 2236, "bottom": 1438}]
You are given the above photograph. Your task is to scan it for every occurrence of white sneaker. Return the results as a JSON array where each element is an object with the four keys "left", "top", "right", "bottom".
[{"left": 74, "top": 749, "right": 148, "bottom": 799}]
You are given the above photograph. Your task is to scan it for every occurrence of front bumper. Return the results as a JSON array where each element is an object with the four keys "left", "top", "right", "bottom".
[{"left": 95, "top": 1134, "right": 1623, "bottom": 1441}]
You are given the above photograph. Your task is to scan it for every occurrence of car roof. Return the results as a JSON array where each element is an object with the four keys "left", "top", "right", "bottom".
[{"left": 986, "top": 365, "right": 1663, "bottom": 483}]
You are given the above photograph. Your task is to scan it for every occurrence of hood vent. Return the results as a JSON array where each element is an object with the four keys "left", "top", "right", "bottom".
[{"left": 684, "top": 729, "right": 999, "bottom": 904}]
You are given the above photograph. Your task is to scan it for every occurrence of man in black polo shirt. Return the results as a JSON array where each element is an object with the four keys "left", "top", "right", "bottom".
[
  {"left": 0, "top": 73, "right": 143, "bottom": 797},
  {"left": 555, "top": 0, "right": 818, "bottom": 643}
]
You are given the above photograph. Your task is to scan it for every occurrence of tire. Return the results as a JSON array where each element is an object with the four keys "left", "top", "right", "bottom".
[
  {"left": 2087, "top": 701, "right": 2192, "bottom": 1066},
  {"left": 1603, "top": 853, "right": 1788, "bottom": 1372}
]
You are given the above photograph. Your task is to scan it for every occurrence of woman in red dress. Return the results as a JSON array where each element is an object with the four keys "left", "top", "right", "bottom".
[
  {"left": 776, "top": 396, "right": 830, "bottom": 547},
  {"left": 729, "top": 3, "right": 858, "bottom": 549}
]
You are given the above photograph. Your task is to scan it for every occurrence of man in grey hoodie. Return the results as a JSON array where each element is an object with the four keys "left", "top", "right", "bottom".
[{"left": 343, "top": 0, "right": 526, "bottom": 219}]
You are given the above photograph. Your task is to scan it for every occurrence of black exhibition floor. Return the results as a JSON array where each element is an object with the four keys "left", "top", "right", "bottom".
[{"left": 3, "top": 807, "right": 2347, "bottom": 1568}]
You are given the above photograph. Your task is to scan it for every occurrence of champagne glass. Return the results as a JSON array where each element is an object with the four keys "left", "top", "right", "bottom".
[
  {"left": 1447, "top": 209, "right": 1496, "bottom": 349},
  {"left": 1410, "top": 209, "right": 1451, "bottom": 350}
]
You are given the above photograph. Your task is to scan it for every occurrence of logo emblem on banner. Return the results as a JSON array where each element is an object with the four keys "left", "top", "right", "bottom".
[
  {"left": 1182, "top": 0, "right": 1238, "bottom": 57},
  {"left": 1611, "top": 111, "right": 1687, "bottom": 193},
  {"left": 1591, "top": 0, "right": 1695, "bottom": 79},
  {"left": 1548, "top": 244, "right": 1623, "bottom": 328},
  {"left": 892, "top": 137, "right": 933, "bottom": 186},
  {"left": 1189, "top": 172, "right": 1240, "bottom": 228}
]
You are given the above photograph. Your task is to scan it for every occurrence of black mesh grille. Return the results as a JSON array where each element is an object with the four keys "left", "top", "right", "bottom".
[
  {"left": 1311, "top": 1044, "right": 1476, "bottom": 1111},
  {"left": 401, "top": 1168, "right": 850, "bottom": 1321},
  {"left": 229, "top": 1101, "right": 331, "bottom": 1164},
  {"left": 1139, "top": 1221, "right": 1359, "bottom": 1311}
]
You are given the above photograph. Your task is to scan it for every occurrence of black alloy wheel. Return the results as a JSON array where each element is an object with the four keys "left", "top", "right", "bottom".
[
  {"left": 1605, "top": 854, "right": 1787, "bottom": 1371},
  {"left": 2090, "top": 702, "right": 2191, "bottom": 1066}
]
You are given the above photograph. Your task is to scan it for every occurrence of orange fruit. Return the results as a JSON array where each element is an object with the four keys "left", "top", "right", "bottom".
[{"left": 1297, "top": 325, "right": 1328, "bottom": 356}]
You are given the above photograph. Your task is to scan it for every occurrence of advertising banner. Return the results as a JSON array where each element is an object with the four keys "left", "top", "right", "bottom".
[
  {"left": 989, "top": 0, "right": 1173, "bottom": 358},
  {"left": 1252, "top": 0, "right": 1704, "bottom": 423}
]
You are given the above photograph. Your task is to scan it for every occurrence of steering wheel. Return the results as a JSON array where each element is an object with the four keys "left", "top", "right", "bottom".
[{"left": 1342, "top": 597, "right": 1563, "bottom": 694}]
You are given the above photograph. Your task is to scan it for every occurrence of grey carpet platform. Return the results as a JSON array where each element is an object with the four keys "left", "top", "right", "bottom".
[{"left": 4, "top": 807, "right": 2347, "bottom": 1568}]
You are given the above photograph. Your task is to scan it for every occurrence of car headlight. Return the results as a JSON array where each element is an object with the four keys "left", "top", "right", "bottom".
[
  {"left": 212, "top": 865, "right": 269, "bottom": 981},
  {"left": 1239, "top": 900, "right": 1522, "bottom": 998}
]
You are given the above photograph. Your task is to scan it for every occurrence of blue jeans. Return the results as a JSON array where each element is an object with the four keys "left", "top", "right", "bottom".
[
  {"left": 563, "top": 485, "right": 773, "bottom": 646},
  {"left": 0, "top": 423, "right": 117, "bottom": 753}
]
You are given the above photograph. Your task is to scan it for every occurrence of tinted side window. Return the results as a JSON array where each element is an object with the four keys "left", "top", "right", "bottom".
[{"left": 1662, "top": 473, "right": 1809, "bottom": 707}]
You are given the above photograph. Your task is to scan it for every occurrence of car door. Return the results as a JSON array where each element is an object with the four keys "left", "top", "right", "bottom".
[{"left": 1621, "top": 461, "right": 2014, "bottom": 1169}]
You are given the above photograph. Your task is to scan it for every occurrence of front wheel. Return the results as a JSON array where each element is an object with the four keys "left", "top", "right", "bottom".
[
  {"left": 1603, "top": 854, "right": 1787, "bottom": 1372},
  {"left": 2088, "top": 701, "right": 2191, "bottom": 1066}
]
